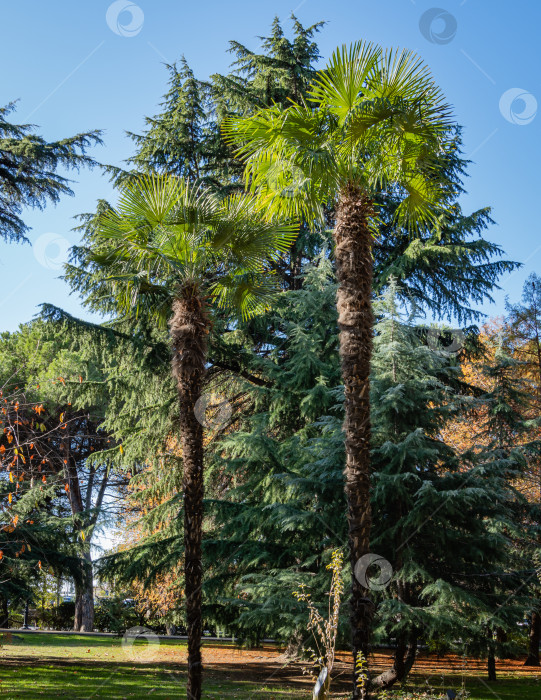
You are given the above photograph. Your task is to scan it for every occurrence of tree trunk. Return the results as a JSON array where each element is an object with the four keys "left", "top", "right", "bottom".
[
  {"left": 74, "top": 586, "right": 81, "bottom": 631},
  {"left": 334, "top": 184, "right": 375, "bottom": 698},
  {"left": 487, "top": 645, "right": 497, "bottom": 681},
  {"left": 74, "top": 553, "right": 94, "bottom": 632},
  {"left": 284, "top": 630, "right": 305, "bottom": 659},
  {"left": 371, "top": 633, "right": 418, "bottom": 690},
  {"left": 525, "top": 609, "right": 541, "bottom": 666},
  {"left": 0, "top": 594, "right": 9, "bottom": 628},
  {"left": 170, "top": 291, "right": 208, "bottom": 700}
]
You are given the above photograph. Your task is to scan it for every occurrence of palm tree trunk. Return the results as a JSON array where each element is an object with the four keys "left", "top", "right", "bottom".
[
  {"left": 334, "top": 183, "right": 375, "bottom": 698},
  {"left": 170, "top": 290, "right": 208, "bottom": 700}
]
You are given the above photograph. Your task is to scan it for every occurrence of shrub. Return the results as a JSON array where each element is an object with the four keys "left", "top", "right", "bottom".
[
  {"left": 93, "top": 598, "right": 142, "bottom": 634},
  {"left": 37, "top": 602, "right": 75, "bottom": 630}
]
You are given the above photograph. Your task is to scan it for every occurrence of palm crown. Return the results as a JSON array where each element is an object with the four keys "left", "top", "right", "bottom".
[
  {"left": 223, "top": 40, "right": 452, "bottom": 230},
  {"left": 85, "top": 173, "right": 297, "bottom": 323}
]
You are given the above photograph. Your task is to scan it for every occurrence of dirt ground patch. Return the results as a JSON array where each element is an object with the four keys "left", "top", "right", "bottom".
[
  {"left": 201, "top": 644, "right": 541, "bottom": 689},
  {"left": 204, "top": 644, "right": 541, "bottom": 689}
]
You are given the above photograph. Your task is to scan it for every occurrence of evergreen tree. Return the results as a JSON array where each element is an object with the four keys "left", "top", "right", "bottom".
[
  {"left": 374, "top": 128, "right": 518, "bottom": 324},
  {"left": 203, "top": 256, "right": 346, "bottom": 644},
  {"left": 211, "top": 15, "right": 323, "bottom": 114},
  {"left": 121, "top": 58, "right": 210, "bottom": 184},
  {"left": 368, "top": 285, "right": 525, "bottom": 689},
  {"left": 0, "top": 102, "right": 102, "bottom": 246}
]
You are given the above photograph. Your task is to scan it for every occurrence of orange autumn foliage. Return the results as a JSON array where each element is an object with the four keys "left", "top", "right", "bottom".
[{"left": 442, "top": 318, "right": 541, "bottom": 503}]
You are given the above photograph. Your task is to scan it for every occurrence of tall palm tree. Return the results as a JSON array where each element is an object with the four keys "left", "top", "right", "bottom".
[
  {"left": 86, "top": 174, "right": 296, "bottom": 700},
  {"left": 223, "top": 41, "right": 452, "bottom": 696}
]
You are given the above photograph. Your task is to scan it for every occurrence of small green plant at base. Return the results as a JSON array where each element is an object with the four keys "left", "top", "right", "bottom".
[
  {"left": 293, "top": 549, "right": 344, "bottom": 699},
  {"left": 355, "top": 652, "right": 369, "bottom": 698}
]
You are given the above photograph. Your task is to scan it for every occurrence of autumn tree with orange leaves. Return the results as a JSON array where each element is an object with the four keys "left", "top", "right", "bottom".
[
  {"left": 0, "top": 379, "right": 78, "bottom": 627},
  {"left": 442, "top": 291, "right": 541, "bottom": 667},
  {"left": 0, "top": 320, "right": 126, "bottom": 632}
]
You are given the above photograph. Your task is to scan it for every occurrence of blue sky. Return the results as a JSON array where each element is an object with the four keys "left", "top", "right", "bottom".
[{"left": 1, "top": 0, "right": 539, "bottom": 332}]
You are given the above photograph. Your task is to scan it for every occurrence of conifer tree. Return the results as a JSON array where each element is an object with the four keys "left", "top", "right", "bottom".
[
  {"left": 202, "top": 255, "right": 347, "bottom": 644},
  {"left": 121, "top": 59, "right": 210, "bottom": 184},
  {"left": 211, "top": 15, "right": 324, "bottom": 114},
  {"left": 0, "top": 103, "right": 101, "bottom": 246},
  {"left": 368, "top": 284, "right": 525, "bottom": 688},
  {"left": 374, "top": 128, "right": 518, "bottom": 324}
]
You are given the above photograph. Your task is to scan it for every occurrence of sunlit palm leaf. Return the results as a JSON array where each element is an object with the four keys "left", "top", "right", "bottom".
[{"left": 224, "top": 39, "right": 453, "bottom": 235}]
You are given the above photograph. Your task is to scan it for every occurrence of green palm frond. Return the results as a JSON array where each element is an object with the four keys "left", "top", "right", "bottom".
[
  {"left": 212, "top": 192, "right": 297, "bottom": 258},
  {"left": 86, "top": 173, "right": 296, "bottom": 325},
  {"left": 224, "top": 39, "right": 453, "bottom": 234},
  {"left": 211, "top": 270, "right": 282, "bottom": 320},
  {"left": 309, "top": 41, "right": 381, "bottom": 121},
  {"left": 116, "top": 173, "right": 184, "bottom": 225}
]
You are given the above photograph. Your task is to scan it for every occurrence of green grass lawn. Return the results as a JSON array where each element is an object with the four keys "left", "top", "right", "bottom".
[
  {"left": 396, "top": 676, "right": 541, "bottom": 700},
  {"left": 0, "top": 633, "right": 539, "bottom": 699},
  {"left": 0, "top": 632, "right": 303, "bottom": 699}
]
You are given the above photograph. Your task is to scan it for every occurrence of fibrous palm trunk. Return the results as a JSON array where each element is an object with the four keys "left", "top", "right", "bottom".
[
  {"left": 334, "top": 184, "right": 375, "bottom": 698},
  {"left": 170, "top": 289, "right": 208, "bottom": 700}
]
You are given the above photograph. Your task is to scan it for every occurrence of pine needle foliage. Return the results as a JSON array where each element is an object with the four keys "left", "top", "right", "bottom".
[{"left": 0, "top": 102, "right": 102, "bottom": 245}]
